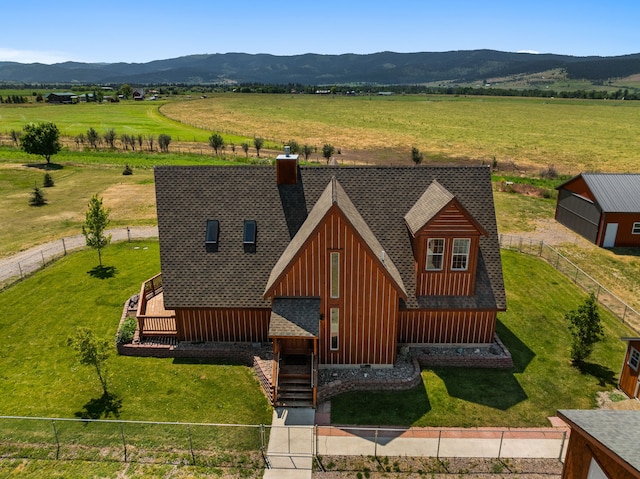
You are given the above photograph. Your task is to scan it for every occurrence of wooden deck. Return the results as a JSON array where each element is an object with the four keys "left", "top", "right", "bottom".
[{"left": 145, "top": 293, "right": 174, "bottom": 317}]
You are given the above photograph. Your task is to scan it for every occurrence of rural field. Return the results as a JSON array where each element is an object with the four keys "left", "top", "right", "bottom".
[{"left": 1, "top": 92, "right": 640, "bottom": 476}]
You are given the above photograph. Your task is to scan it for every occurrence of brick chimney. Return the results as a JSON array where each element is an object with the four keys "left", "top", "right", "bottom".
[{"left": 276, "top": 146, "right": 299, "bottom": 185}]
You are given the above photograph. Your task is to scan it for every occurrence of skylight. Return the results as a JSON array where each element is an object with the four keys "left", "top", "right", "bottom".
[
  {"left": 243, "top": 220, "right": 256, "bottom": 244},
  {"left": 206, "top": 220, "right": 219, "bottom": 244}
]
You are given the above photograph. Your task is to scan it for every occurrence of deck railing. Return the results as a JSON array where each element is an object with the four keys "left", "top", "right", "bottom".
[{"left": 136, "top": 274, "right": 177, "bottom": 338}]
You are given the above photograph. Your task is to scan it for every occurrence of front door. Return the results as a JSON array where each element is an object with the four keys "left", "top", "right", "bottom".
[{"left": 603, "top": 223, "right": 618, "bottom": 247}]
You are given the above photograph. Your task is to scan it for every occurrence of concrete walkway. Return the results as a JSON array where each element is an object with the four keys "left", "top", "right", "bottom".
[
  {"left": 0, "top": 226, "right": 158, "bottom": 286},
  {"left": 264, "top": 408, "right": 315, "bottom": 479}
]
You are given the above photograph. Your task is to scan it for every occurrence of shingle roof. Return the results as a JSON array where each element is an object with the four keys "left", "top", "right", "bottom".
[
  {"left": 269, "top": 297, "right": 320, "bottom": 338},
  {"left": 154, "top": 165, "right": 505, "bottom": 311},
  {"left": 558, "top": 410, "right": 640, "bottom": 473},
  {"left": 404, "top": 179, "right": 454, "bottom": 235},
  {"left": 580, "top": 174, "right": 640, "bottom": 212}
]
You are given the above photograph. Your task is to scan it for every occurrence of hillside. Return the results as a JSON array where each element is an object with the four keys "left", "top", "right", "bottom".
[{"left": 1, "top": 50, "right": 640, "bottom": 85}]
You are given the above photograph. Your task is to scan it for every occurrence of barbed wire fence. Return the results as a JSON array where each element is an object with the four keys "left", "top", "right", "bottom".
[{"left": 500, "top": 234, "right": 640, "bottom": 334}]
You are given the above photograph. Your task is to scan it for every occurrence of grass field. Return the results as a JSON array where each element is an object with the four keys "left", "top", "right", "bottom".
[
  {"left": 330, "top": 250, "right": 635, "bottom": 427},
  {"left": 161, "top": 94, "right": 640, "bottom": 173},
  {"left": 0, "top": 240, "right": 272, "bottom": 424}
]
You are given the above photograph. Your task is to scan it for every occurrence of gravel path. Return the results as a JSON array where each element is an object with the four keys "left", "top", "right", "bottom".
[{"left": 0, "top": 226, "right": 158, "bottom": 287}]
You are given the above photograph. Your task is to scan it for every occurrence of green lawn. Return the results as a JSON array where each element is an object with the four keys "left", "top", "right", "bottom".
[
  {"left": 0, "top": 240, "right": 272, "bottom": 425},
  {"left": 330, "top": 250, "right": 634, "bottom": 427}
]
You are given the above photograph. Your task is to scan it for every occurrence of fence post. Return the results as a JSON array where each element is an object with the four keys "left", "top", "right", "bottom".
[
  {"left": 120, "top": 423, "right": 127, "bottom": 462},
  {"left": 51, "top": 420, "right": 60, "bottom": 460},
  {"left": 539, "top": 241, "right": 543, "bottom": 256},
  {"left": 62, "top": 238, "right": 67, "bottom": 256},
  {"left": 127, "top": 227, "right": 131, "bottom": 242},
  {"left": 188, "top": 424, "right": 195, "bottom": 465},
  {"left": 374, "top": 428, "right": 378, "bottom": 458},
  {"left": 41, "top": 251, "right": 46, "bottom": 267},
  {"left": 18, "top": 262, "right": 23, "bottom": 279}
]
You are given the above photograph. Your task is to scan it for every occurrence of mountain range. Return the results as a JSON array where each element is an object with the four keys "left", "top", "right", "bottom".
[{"left": 1, "top": 50, "right": 640, "bottom": 85}]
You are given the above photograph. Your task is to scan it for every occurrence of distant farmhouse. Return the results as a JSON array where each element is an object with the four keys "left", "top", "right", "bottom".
[
  {"left": 131, "top": 153, "right": 507, "bottom": 407},
  {"left": 555, "top": 173, "right": 640, "bottom": 248},
  {"left": 45, "top": 92, "right": 77, "bottom": 104}
]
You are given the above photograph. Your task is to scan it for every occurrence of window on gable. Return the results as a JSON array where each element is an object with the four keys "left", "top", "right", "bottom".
[
  {"left": 452, "top": 238, "right": 471, "bottom": 271},
  {"left": 205, "top": 220, "right": 219, "bottom": 244},
  {"left": 633, "top": 222, "right": 640, "bottom": 235},
  {"left": 630, "top": 346, "right": 640, "bottom": 371},
  {"left": 243, "top": 220, "right": 256, "bottom": 245},
  {"left": 426, "top": 238, "right": 445, "bottom": 271},
  {"left": 330, "top": 252, "right": 340, "bottom": 298},
  {"left": 330, "top": 308, "right": 339, "bottom": 350}
]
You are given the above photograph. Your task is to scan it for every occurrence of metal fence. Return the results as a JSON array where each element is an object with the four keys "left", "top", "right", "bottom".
[
  {"left": 0, "top": 227, "right": 157, "bottom": 289},
  {"left": 315, "top": 425, "right": 568, "bottom": 461},
  {"left": 500, "top": 234, "right": 640, "bottom": 334},
  {"left": 0, "top": 416, "right": 267, "bottom": 469}
]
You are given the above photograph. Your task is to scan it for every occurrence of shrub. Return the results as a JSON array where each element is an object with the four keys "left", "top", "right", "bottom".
[
  {"left": 117, "top": 317, "right": 137, "bottom": 344},
  {"left": 122, "top": 164, "right": 133, "bottom": 175},
  {"left": 43, "top": 173, "right": 54, "bottom": 187},
  {"left": 29, "top": 186, "right": 46, "bottom": 206}
]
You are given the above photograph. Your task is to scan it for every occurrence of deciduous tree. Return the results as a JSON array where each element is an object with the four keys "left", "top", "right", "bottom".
[
  {"left": 209, "top": 133, "right": 225, "bottom": 155},
  {"left": 68, "top": 327, "right": 111, "bottom": 396},
  {"left": 20, "top": 122, "right": 62, "bottom": 165},
  {"left": 322, "top": 143, "right": 335, "bottom": 163},
  {"left": 411, "top": 146, "right": 424, "bottom": 166},
  {"left": 82, "top": 194, "right": 111, "bottom": 267},
  {"left": 253, "top": 137, "right": 264, "bottom": 157}
]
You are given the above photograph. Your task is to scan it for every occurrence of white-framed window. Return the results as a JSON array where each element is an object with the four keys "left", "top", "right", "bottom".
[
  {"left": 632, "top": 222, "right": 640, "bottom": 235},
  {"left": 426, "top": 238, "right": 445, "bottom": 271},
  {"left": 451, "top": 238, "right": 471, "bottom": 271},
  {"left": 330, "top": 252, "right": 340, "bottom": 298},
  {"left": 586, "top": 457, "right": 607, "bottom": 479},
  {"left": 330, "top": 308, "right": 339, "bottom": 350},
  {"left": 629, "top": 346, "right": 640, "bottom": 371}
]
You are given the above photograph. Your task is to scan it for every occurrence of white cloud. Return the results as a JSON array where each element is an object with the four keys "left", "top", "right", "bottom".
[
  {"left": 0, "top": 48, "right": 72, "bottom": 64},
  {"left": 517, "top": 50, "right": 541, "bottom": 55}
]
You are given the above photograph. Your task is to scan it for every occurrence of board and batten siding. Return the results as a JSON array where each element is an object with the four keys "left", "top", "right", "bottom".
[
  {"left": 619, "top": 339, "right": 640, "bottom": 400},
  {"left": 398, "top": 309, "right": 496, "bottom": 344},
  {"left": 175, "top": 308, "right": 270, "bottom": 342},
  {"left": 269, "top": 208, "right": 401, "bottom": 365},
  {"left": 414, "top": 203, "right": 481, "bottom": 297}
]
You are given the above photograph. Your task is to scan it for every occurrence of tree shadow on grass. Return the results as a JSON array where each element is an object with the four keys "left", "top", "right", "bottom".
[
  {"left": 433, "top": 367, "right": 528, "bottom": 411},
  {"left": 575, "top": 361, "right": 617, "bottom": 387},
  {"left": 88, "top": 265, "right": 117, "bottom": 279},
  {"left": 25, "top": 162, "right": 64, "bottom": 171},
  {"left": 496, "top": 319, "right": 536, "bottom": 374},
  {"left": 75, "top": 392, "right": 122, "bottom": 419}
]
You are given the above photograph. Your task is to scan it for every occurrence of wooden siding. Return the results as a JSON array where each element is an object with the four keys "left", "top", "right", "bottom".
[
  {"left": 414, "top": 203, "right": 482, "bottom": 296},
  {"left": 398, "top": 309, "right": 496, "bottom": 344},
  {"left": 270, "top": 207, "right": 400, "bottom": 365},
  {"left": 561, "top": 428, "right": 640, "bottom": 479},
  {"left": 175, "top": 308, "right": 270, "bottom": 342},
  {"left": 560, "top": 175, "right": 595, "bottom": 201},
  {"left": 597, "top": 212, "right": 640, "bottom": 247},
  {"left": 619, "top": 340, "right": 640, "bottom": 399}
]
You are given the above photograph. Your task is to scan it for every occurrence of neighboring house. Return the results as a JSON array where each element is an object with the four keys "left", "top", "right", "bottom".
[
  {"left": 45, "top": 92, "right": 77, "bottom": 104},
  {"left": 555, "top": 173, "right": 640, "bottom": 248},
  {"left": 619, "top": 337, "right": 640, "bottom": 400},
  {"left": 136, "top": 154, "right": 506, "bottom": 405},
  {"left": 557, "top": 409, "right": 640, "bottom": 479},
  {"left": 133, "top": 88, "right": 145, "bottom": 100}
]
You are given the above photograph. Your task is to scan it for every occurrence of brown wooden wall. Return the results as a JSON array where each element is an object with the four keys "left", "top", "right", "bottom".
[
  {"left": 619, "top": 340, "right": 640, "bottom": 399},
  {"left": 562, "top": 428, "right": 640, "bottom": 479},
  {"left": 398, "top": 309, "right": 496, "bottom": 344},
  {"left": 269, "top": 207, "right": 401, "bottom": 365},
  {"left": 561, "top": 175, "right": 595, "bottom": 201},
  {"left": 175, "top": 308, "right": 270, "bottom": 342},
  {"left": 413, "top": 202, "right": 481, "bottom": 296},
  {"left": 597, "top": 212, "right": 640, "bottom": 247}
]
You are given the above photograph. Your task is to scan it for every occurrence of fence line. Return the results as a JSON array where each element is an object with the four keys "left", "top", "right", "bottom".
[
  {"left": 0, "top": 226, "right": 158, "bottom": 289},
  {"left": 500, "top": 234, "right": 640, "bottom": 334}
]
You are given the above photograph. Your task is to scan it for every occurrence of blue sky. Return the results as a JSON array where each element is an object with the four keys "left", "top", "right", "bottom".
[{"left": 2, "top": 0, "right": 639, "bottom": 64}]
